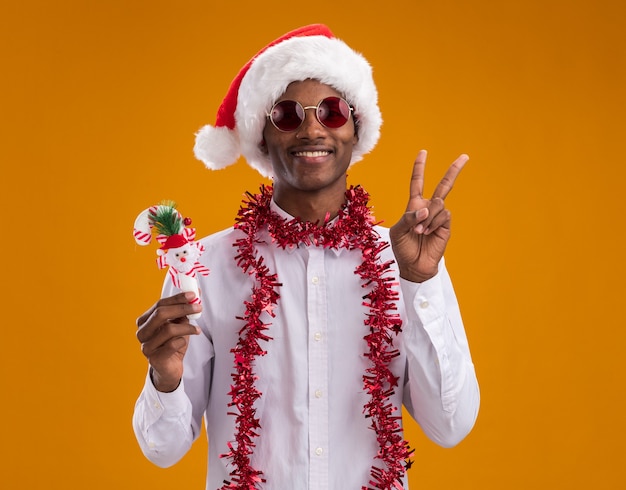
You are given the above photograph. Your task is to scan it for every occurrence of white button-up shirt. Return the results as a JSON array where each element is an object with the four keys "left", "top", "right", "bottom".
[{"left": 133, "top": 202, "right": 479, "bottom": 489}]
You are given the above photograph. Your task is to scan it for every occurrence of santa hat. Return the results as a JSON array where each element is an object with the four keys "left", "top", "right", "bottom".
[
  {"left": 159, "top": 234, "right": 188, "bottom": 250},
  {"left": 193, "top": 24, "right": 382, "bottom": 178}
]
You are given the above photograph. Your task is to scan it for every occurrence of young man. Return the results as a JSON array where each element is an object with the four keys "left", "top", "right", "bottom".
[{"left": 133, "top": 24, "right": 479, "bottom": 489}]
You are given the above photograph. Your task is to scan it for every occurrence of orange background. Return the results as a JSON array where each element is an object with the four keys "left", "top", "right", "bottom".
[{"left": 2, "top": 0, "right": 625, "bottom": 488}]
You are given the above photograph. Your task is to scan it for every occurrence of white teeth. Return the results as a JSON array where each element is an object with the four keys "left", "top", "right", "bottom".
[{"left": 293, "top": 150, "right": 330, "bottom": 157}]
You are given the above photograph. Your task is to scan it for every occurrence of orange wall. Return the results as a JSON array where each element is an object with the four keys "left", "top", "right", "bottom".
[{"left": 2, "top": 0, "right": 625, "bottom": 488}]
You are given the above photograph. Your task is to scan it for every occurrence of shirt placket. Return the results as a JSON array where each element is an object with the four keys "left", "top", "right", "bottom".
[{"left": 307, "top": 247, "right": 329, "bottom": 488}]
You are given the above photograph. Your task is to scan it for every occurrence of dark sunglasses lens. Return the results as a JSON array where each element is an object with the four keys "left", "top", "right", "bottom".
[
  {"left": 318, "top": 97, "right": 351, "bottom": 128},
  {"left": 271, "top": 100, "right": 304, "bottom": 131}
]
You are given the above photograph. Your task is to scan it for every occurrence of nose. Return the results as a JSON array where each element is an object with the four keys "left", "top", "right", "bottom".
[{"left": 296, "top": 106, "right": 325, "bottom": 139}]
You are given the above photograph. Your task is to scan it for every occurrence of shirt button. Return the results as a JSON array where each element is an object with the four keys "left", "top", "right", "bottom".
[
  {"left": 311, "top": 276, "right": 319, "bottom": 285},
  {"left": 313, "top": 332, "right": 322, "bottom": 341},
  {"left": 148, "top": 441, "right": 156, "bottom": 449},
  {"left": 153, "top": 402, "right": 161, "bottom": 409},
  {"left": 315, "top": 389, "right": 323, "bottom": 398},
  {"left": 315, "top": 447, "right": 323, "bottom": 456},
  {"left": 419, "top": 300, "right": 430, "bottom": 309}
]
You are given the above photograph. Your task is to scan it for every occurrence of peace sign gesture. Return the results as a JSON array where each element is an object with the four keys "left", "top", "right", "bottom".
[{"left": 389, "top": 150, "right": 468, "bottom": 283}]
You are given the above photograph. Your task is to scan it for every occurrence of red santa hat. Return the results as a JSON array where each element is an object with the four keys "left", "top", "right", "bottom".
[
  {"left": 159, "top": 233, "right": 188, "bottom": 251},
  {"left": 193, "top": 24, "right": 382, "bottom": 178}
]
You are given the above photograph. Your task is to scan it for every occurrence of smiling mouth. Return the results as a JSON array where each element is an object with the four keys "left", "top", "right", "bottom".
[{"left": 292, "top": 150, "right": 332, "bottom": 157}]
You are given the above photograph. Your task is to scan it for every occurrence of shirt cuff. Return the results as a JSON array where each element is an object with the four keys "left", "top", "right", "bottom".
[
  {"left": 400, "top": 272, "right": 445, "bottom": 327},
  {"left": 142, "top": 371, "right": 190, "bottom": 421}
]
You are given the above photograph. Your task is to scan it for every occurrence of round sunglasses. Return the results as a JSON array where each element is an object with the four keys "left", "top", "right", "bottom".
[{"left": 266, "top": 96, "right": 354, "bottom": 132}]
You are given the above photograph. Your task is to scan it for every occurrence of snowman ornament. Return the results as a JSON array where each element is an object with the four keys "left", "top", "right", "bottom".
[{"left": 133, "top": 202, "right": 209, "bottom": 320}]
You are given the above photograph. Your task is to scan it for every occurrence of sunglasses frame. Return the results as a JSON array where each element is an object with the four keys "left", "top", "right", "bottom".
[{"left": 266, "top": 96, "right": 354, "bottom": 132}]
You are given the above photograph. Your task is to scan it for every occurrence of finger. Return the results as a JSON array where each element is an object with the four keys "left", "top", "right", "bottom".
[
  {"left": 424, "top": 208, "right": 452, "bottom": 235},
  {"left": 399, "top": 207, "right": 429, "bottom": 232},
  {"left": 415, "top": 198, "right": 445, "bottom": 234},
  {"left": 432, "top": 153, "right": 469, "bottom": 200},
  {"left": 408, "top": 150, "right": 428, "bottom": 203},
  {"left": 136, "top": 302, "right": 201, "bottom": 343},
  {"left": 140, "top": 322, "right": 196, "bottom": 357},
  {"left": 136, "top": 291, "right": 198, "bottom": 327}
]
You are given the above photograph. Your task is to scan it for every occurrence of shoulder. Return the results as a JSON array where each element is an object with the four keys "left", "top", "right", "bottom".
[
  {"left": 370, "top": 224, "right": 397, "bottom": 266},
  {"left": 197, "top": 226, "right": 241, "bottom": 250},
  {"left": 194, "top": 226, "right": 244, "bottom": 270},
  {"left": 374, "top": 224, "right": 390, "bottom": 241}
]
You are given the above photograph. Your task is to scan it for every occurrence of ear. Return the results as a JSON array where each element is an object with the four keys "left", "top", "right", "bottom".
[{"left": 259, "top": 139, "right": 268, "bottom": 155}]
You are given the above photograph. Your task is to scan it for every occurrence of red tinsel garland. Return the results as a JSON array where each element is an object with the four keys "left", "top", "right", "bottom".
[{"left": 220, "top": 185, "right": 414, "bottom": 490}]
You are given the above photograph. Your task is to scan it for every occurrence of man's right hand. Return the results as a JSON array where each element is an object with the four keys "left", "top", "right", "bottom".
[{"left": 136, "top": 291, "right": 202, "bottom": 392}]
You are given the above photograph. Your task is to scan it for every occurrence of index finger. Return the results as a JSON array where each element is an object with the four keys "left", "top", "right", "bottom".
[
  {"left": 408, "top": 149, "right": 428, "bottom": 201},
  {"left": 432, "top": 153, "right": 469, "bottom": 200},
  {"left": 136, "top": 291, "right": 197, "bottom": 327}
]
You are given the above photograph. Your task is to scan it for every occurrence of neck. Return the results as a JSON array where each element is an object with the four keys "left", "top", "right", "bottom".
[{"left": 272, "top": 183, "right": 348, "bottom": 223}]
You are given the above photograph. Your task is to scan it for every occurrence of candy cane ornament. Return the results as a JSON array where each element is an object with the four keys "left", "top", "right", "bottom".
[{"left": 133, "top": 202, "right": 209, "bottom": 320}]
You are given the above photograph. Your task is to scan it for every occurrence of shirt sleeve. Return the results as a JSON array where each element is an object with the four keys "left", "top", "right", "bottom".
[
  {"left": 400, "top": 258, "right": 480, "bottom": 448},
  {"left": 132, "top": 372, "right": 195, "bottom": 467}
]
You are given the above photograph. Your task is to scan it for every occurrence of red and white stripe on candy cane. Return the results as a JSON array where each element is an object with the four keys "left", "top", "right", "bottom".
[
  {"left": 187, "top": 262, "right": 210, "bottom": 278},
  {"left": 133, "top": 204, "right": 185, "bottom": 246},
  {"left": 133, "top": 229, "right": 153, "bottom": 245}
]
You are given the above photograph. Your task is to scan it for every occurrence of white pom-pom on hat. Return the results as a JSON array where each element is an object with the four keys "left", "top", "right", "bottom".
[
  {"left": 194, "top": 125, "right": 240, "bottom": 170},
  {"left": 193, "top": 24, "right": 382, "bottom": 178}
]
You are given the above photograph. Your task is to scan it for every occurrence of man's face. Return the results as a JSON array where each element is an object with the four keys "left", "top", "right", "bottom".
[{"left": 262, "top": 79, "right": 358, "bottom": 199}]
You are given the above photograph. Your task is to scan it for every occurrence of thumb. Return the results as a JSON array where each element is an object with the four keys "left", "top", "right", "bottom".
[{"left": 403, "top": 207, "right": 429, "bottom": 230}]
